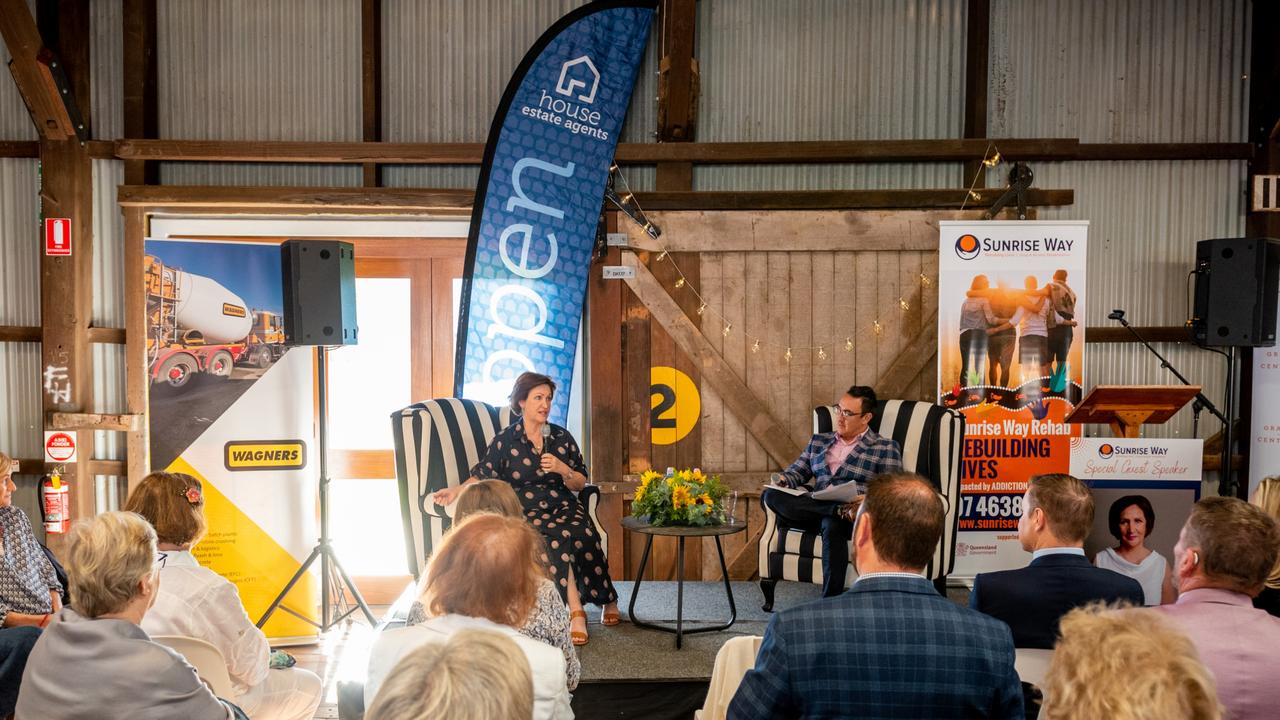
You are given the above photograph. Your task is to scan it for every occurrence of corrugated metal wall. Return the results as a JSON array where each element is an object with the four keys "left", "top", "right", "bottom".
[{"left": 91, "top": 0, "right": 124, "bottom": 141}]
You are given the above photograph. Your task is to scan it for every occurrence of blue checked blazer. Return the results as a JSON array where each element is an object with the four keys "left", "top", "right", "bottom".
[
  {"left": 777, "top": 429, "right": 903, "bottom": 492},
  {"left": 728, "top": 576, "right": 1024, "bottom": 720}
]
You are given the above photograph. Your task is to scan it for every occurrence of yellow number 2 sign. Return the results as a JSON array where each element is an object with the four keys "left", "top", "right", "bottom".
[{"left": 650, "top": 366, "right": 700, "bottom": 445}]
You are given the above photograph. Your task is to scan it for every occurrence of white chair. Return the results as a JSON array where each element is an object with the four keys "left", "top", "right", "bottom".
[
  {"left": 1014, "top": 647, "right": 1054, "bottom": 689},
  {"left": 152, "top": 635, "right": 236, "bottom": 699},
  {"left": 695, "top": 635, "right": 764, "bottom": 720}
]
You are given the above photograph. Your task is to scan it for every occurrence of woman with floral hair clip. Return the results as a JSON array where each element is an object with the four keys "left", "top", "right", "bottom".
[{"left": 124, "top": 471, "right": 322, "bottom": 720}]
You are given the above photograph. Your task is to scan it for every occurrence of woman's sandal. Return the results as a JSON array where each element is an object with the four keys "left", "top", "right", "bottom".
[
  {"left": 601, "top": 608, "right": 621, "bottom": 626},
  {"left": 570, "top": 610, "right": 589, "bottom": 646}
]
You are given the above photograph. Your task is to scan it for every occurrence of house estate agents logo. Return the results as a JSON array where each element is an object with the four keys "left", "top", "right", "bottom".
[{"left": 521, "top": 55, "right": 610, "bottom": 141}]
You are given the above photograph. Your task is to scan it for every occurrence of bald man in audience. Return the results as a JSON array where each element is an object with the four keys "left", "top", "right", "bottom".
[
  {"left": 1157, "top": 496, "right": 1280, "bottom": 720},
  {"left": 730, "top": 473, "right": 1022, "bottom": 719},
  {"left": 969, "top": 473, "right": 1143, "bottom": 648}
]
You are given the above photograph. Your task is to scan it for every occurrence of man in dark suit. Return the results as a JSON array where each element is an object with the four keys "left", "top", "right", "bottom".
[
  {"left": 763, "top": 385, "right": 903, "bottom": 597},
  {"left": 731, "top": 473, "right": 1023, "bottom": 720},
  {"left": 970, "top": 473, "right": 1144, "bottom": 648}
]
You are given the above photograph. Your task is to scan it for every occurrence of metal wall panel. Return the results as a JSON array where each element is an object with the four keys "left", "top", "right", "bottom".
[
  {"left": 0, "top": 159, "right": 40, "bottom": 326},
  {"left": 159, "top": 162, "right": 362, "bottom": 187},
  {"left": 0, "top": 343, "right": 42, "bottom": 460},
  {"left": 158, "top": 0, "right": 361, "bottom": 142},
  {"left": 692, "top": 0, "right": 965, "bottom": 190},
  {"left": 93, "top": 343, "right": 126, "bottom": 462},
  {"left": 990, "top": 0, "right": 1250, "bottom": 142},
  {"left": 91, "top": 0, "right": 124, "bottom": 141},
  {"left": 1086, "top": 342, "right": 1228, "bottom": 441},
  {"left": 0, "top": 45, "right": 37, "bottom": 141},
  {"left": 93, "top": 160, "right": 125, "bottom": 327}
]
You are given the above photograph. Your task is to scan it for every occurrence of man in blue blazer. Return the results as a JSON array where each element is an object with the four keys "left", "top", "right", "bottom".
[
  {"left": 731, "top": 473, "right": 1023, "bottom": 719},
  {"left": 764, "top": 385, "right": 903, "bottom": 596},
  {"left": 970, "top": 473, "right": 1144, "bottom": 648}
]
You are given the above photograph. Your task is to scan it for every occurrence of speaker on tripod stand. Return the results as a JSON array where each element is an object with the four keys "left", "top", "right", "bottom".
[
  {"left": 258, "top": 240, "right": 375, "bottom": 631},
  {"left": 1190, "top": 237, "right": 1280, "bottom": 498}
]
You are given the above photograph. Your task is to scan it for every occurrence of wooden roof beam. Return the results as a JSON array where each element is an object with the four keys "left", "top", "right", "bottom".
[{"left": 0, "top": 0, "right": 79, "bottom": 139}]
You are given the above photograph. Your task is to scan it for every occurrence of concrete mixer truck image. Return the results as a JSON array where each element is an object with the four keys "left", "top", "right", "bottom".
[{"left": 146, "top": 254, "right": 287, "bottom": 388}]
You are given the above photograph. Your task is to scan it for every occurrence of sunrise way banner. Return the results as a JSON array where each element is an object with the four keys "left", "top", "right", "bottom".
[
  {"left": 454, "top": 0, "right": 655, "bottom": 422},
  {"left": 937, "top": 221, "right": 1088, "bottom": 577}
]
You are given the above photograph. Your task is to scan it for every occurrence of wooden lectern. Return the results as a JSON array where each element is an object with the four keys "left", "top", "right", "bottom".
[{"left": 1066, "top": 385, "right": 1201, "bottom": 438}]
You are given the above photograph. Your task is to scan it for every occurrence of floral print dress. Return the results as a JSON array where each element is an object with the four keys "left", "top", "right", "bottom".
[{"left": 470, "top": 420, "right": 618, "bottom": 606}]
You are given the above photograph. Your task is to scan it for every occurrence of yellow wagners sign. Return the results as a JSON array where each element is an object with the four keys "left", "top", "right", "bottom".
[{"left": 223, "top": 440, "right": 307, "bottom": 471}]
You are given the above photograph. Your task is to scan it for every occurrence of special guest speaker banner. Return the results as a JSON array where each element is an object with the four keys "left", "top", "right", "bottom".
[
  {"left": 454, "top": 0, "right": 655, "bottom": 423},
  {"left": 938, "top": 221, "right": 1089, "bottom": 576}
]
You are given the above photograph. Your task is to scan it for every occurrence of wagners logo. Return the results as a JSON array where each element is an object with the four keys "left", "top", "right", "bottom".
[
  {"left": 221, "top": 303, "right": 247, "bottom": 318},
  {"left": 955, "top": 234, "right": 981, "bottom": 260},
  {"left": 224, "top": 440, "right": 307, "bottom": 472}
]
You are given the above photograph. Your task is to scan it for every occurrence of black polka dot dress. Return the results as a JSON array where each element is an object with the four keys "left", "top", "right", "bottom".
[{"left": 471, "top": 420, "right": 618, "bottom": 606}]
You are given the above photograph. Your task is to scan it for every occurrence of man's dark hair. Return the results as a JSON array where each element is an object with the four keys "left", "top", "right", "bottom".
[
  {"left": 1027, "top": 474, "right": 1094, "bottom": 543},
  {"left": 862, "top": 472, "right": 944, "bottom": 570},
  {"left": 1107, "top": 494, "right": 1156, "bottom": 542},
  {"left": 845, "top": 386, "right": 878, "bottom": 415}
]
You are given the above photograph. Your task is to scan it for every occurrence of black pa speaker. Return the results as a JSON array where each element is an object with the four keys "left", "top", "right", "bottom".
[
  {"left": 280, "top": 240, "right": 358, "bottom": 346},
  {"left": 1191, "top": 237, "right": 1280, "bottom": 347}
]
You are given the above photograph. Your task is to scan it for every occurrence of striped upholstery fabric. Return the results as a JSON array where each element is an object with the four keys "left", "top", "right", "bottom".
[
  {"left": 758, "top": 400, "right": 964, "bottom": 588},
  {"left": 390, "top": 398, "right": 605, "bottom": 580}
]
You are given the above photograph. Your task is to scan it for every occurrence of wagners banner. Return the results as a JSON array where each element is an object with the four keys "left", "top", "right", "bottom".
[
  {"left": 938, "top": 221, "right": 1088, "bottom": 576},
  {"left": 455, "top": 0, "right": 656, "bottom": 422}
]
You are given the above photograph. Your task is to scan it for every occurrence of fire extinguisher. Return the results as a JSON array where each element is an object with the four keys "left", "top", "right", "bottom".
[{"left": 41, "top": 469, "right": 70, "bottom": 534}]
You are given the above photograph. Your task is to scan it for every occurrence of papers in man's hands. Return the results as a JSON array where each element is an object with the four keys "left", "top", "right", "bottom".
[
  {"left": 763, "top": 475, "right": 862, "bottom": 503},
  {"left": 765, "top": 484, "right": 807, "bottom": 496}
]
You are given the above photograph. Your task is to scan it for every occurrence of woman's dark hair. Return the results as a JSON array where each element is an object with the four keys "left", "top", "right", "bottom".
[
  {"left": 509, "top": 372, "right": 556, "bottom": 415},
  {"left": 1108, "top": 495, "right": 1156, "bottom": 541}
]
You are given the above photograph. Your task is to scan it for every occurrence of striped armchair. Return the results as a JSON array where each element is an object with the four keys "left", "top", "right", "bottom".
[
  {"left": 758, "top": 400, "right": 964, "bottom": 611},
  {"left": 389, "top": 398, "right": 606, "bottom": 579}
]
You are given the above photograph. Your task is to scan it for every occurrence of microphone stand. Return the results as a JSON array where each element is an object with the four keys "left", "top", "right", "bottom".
[{"left": 1110, "top": 312, "right": 1233, "bottom": 491}]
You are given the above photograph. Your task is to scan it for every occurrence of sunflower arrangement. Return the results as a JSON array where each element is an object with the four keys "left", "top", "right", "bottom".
[{"left": 631, "top": 467, "right": 729, "bottom": 527}]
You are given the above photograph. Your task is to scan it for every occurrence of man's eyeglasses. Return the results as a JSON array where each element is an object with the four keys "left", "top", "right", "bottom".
[{"left": 833, "top": 406, "right": 869, "bottom": 418}]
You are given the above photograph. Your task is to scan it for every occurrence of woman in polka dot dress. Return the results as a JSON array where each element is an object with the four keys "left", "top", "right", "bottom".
[{"left": 432, "top": 372, "right": 619, "bottom": 645}]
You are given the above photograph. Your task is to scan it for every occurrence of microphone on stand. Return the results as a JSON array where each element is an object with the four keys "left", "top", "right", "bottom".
[{"left": 1107, "top": 309, "right": 1125, "bottom": 322}]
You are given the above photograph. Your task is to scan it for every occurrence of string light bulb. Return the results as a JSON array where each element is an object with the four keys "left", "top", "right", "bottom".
[
  {"left": 920, "top": 273, "right": 932, "bottom": 288},
  {"left": 968, "top": 190, "right": 981, "bottom": 201},
  {"left": 622, "top": 192, "right": 634, "bottom": 204},
  {"left": 983, "top": 151, "right": 1002, "bottom": 168},
  {"left": 722, "top": 323, "right": 732, "bottom": 337},
  {"left": 609, "top": 163, "right": 619, "bottom": 172},
  {"left": 844, "top": 337, "right": 854, "bottom": 352},
  {"left": 655, "top": 249, "right": 668, "bottom": 262},
  {"left": 751, "top": 339, "right": 760, "bottom": 354},
  {"left": 697, "top": 301, "right": 707, "bottom": 315},
  {"left": 873, "top": 320, "right": 883, "bottom": 336},
  {"left": 674, "top": 277, "right": 685, "bottom": 288},
  {"left": 899, "top": 297, "right": 910, "bottom": 311},
  {"left": 784, "top": 347, "right": 793, "bottom": 363},
  {"left": 817, "top": 346, "right": 827, "bottom": 361}
]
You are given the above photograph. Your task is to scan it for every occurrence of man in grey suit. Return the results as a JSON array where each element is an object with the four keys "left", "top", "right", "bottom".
[{"left": 730, "top": 473, "right": 1023, "bottom": 719}]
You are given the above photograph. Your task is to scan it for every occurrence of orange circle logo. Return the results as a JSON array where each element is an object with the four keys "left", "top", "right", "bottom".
[
  {"left": 955, "top": 234, "right": 981, "bottom": 260},
  {"left": 1098, "top": 443, "right": 1114, "bottom": 459}
]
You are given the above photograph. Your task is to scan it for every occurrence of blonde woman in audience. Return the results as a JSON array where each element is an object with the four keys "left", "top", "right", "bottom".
[
  {"left": 125, "top": 471, "right": 322, "bottom": 720},
  {"left": 365, "top": 513, "right": 572, "bottom": 719},
  {"left": 1249, "top": 475, "right": 1280, "bottom": 617},
  {"left": 1040, "top": 603, "right": 1221, "bottom": 720},
  {"left": 406, "top": 479, "right": 580, "bottom": 690},
  {"left": 365, "top": 629, "right": 534, "bottom": 720},
  {"left": 15, "top": 511, "right": 242, "bottom": 719},
  {"left": 0, "top": 451, "right": 62, "bottom": 717}
]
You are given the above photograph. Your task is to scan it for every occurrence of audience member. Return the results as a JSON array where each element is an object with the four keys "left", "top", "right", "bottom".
[
  {"left": 366, "top": 513, "right": 571, "bottom": 719},
  {"left": 125, "top": 471, "right": 322, "bottom": 720},
  {"left": 970, "top": 473, "right": 1143, "bottom": 647},
  {"left": 365, "top": 629, "right": 534, "bottom": 720},
  {"left": 16, "top": 511, "right": 242, "bottom": 719},
  {"left": 1158, "top": 496, "right": 1280, "bottom": 720},
  {"left": 0, "top": 451, "right": 62, "bottom": 717},
  {"left": 406, "top": 479, "right": 579, "bottom": 690},
  {"left": 1093, "top": 495, "right": 1175, "bottom": 605},
  {"left": 1041, "top": 603, "right": 1221, "bottom": 720},
  {"left": 729, "top": 472, "right": 1022, "bottom": 719},
  {"left": 1248, "top": 476, "right": 1280, "bottom": 617}
]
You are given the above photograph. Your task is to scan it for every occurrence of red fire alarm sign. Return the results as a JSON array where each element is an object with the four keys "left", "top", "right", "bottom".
[
  {"left": 45, "top": 218, "right": 72, "bottom": 256},
  {"left": 44, "top": 431, "right": 78, "bottom": 463}
]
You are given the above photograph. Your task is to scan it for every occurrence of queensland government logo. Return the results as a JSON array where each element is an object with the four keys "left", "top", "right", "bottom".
[{"left": 954, "top": 233, "right": 981, "bottom": 260}]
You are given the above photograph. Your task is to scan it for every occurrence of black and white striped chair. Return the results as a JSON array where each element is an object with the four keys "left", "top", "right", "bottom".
[
  {"left": 758, "top": 399, "right": 964, "bottom": 611},
  {"left": 389, "top": 398, "right": 606, "bottom": 579}
]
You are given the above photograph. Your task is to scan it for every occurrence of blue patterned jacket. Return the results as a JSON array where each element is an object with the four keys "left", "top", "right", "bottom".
[
  {"left": 777, "top": 429, "right": 903, "bottom": 492},
  {"left": 728, "top": 576, "right": 1024, "bottom": 720}
]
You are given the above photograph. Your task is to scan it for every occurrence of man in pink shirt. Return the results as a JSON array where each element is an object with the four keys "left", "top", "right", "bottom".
[{"left": 1157, "top": 496, "right": 1280, "bottom": 720}]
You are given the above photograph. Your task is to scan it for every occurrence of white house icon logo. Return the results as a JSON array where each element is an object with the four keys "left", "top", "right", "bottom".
[{"left": 556, "top": 56, "right": 600, "bottom": 103}]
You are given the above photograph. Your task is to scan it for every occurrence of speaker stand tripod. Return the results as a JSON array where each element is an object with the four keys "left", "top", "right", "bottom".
[{"left": 258, "top": 346, "right": 376, "bottom": 632}]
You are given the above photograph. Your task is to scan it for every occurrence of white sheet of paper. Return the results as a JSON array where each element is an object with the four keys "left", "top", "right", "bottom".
[
  {"left": 810, "top": 483, "right": 862, "bottom": 503},
  {"left": 763, "top": 484, "right": 807, "bottom": 496}
]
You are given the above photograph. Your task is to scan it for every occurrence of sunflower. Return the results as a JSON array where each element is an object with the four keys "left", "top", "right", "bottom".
[
  {"left": 699, "top": 493, "right": 713, "bottom": 506},
  {"left": 691, "top": 468, "right": 706, "bottom": 482},
  {"left": 672, "top": 485, "right": 693, "bottom": 509}
]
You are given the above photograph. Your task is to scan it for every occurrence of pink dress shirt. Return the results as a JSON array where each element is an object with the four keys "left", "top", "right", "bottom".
[
  {"left": 1157, "top": 587, "right": 1280, "bottom": 720},
  {"left": 826, "top": 430, "right": 866, "bottom": 476}
]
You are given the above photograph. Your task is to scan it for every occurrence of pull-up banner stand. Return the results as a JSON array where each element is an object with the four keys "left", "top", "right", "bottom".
[{"left": 455, "top": 0, "right": 655, "bottom": 423}]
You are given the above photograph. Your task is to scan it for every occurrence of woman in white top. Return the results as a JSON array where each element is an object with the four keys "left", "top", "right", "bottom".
[
  {"left": 366, "top": 513, "right": 572, "bottom": 719},
  {"left": 125, "top": 471, "right": 322, "bottom": 720},
  {"left": 1093, "top": 495, "right": 1175, "bottom": 605}
]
